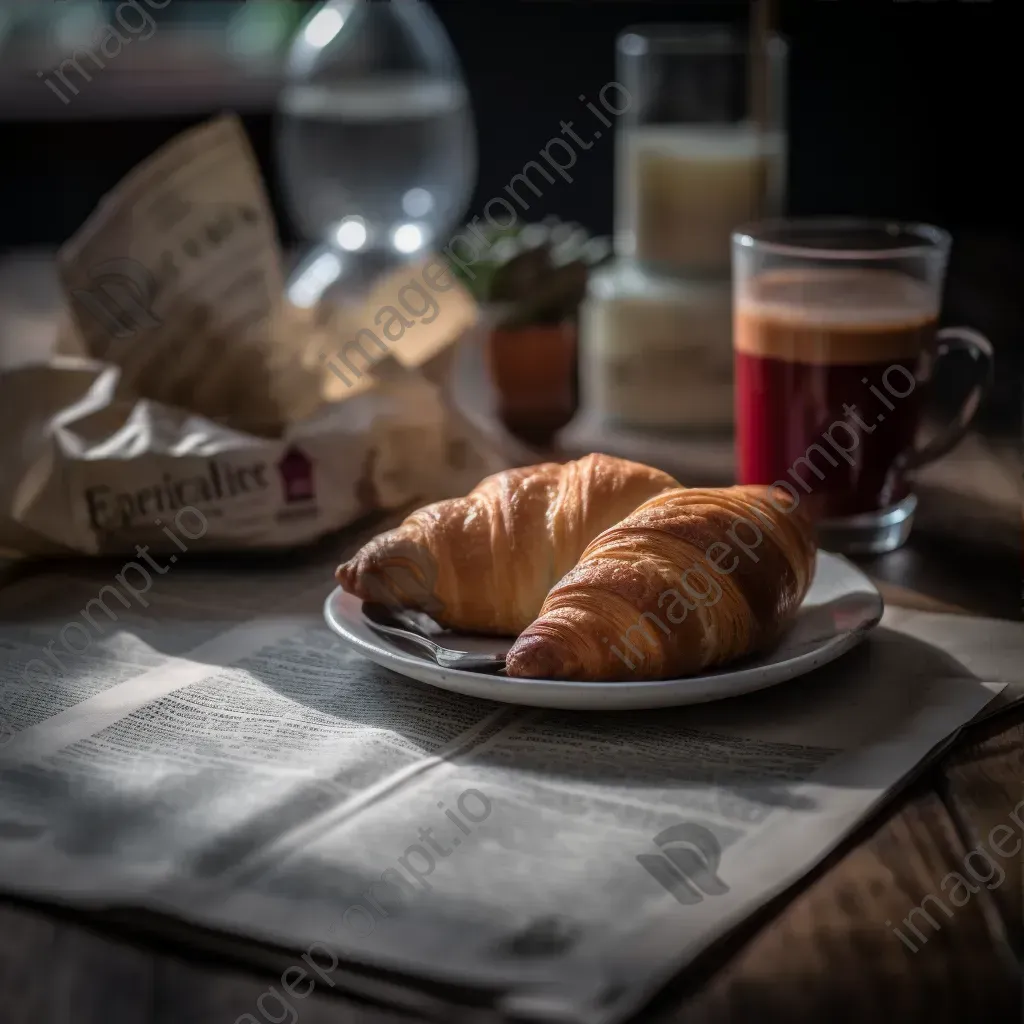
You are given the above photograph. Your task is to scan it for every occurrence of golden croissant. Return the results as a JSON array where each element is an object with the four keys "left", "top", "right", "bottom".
[
  {"left": 336, "top": 454, "right": 678, "bottom": 634},
  {"left": 505, "top": 485, "right": 817, "bottom": 680}
]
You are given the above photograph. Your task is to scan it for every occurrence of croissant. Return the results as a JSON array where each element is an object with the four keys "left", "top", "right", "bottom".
[
  {"left": 336, "top": 454, "right": 678, "bottom": 635},
  {"left": 505, "top": 485, "right": 817, "bottom": 680}
]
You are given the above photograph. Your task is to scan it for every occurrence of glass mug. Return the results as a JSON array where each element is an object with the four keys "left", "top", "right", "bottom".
[{"left": 732, "top": 219, "right": 994, "bottom": 554}]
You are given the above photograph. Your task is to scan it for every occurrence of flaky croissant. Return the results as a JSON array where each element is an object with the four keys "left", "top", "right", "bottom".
[
  {"left": 336, "top": 454, "right": 678, "bottom": 635},
  {"left": 505, "top": 485, "right": 817, "bottom": 680}
]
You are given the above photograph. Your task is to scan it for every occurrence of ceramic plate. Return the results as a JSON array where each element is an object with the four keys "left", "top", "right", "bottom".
[{"left": 323, "top": 551, "right": 883, "bottom": 710}]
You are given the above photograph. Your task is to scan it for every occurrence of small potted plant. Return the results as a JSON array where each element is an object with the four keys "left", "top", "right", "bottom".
[{"left": 453, "top": 219, "right": 610, "bottom": 448}]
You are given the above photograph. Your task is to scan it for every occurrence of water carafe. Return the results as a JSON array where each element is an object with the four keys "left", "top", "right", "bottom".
[{"left": 277, "top": 0, "right": 477, "bottom": 303}]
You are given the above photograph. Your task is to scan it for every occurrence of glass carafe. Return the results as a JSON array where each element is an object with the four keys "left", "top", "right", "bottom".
[{"left": 277, "top": 0, "right": 477, "bottom": 305}]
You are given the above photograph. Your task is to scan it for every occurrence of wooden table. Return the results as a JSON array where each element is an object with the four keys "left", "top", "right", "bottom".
[
  {"left": 0, "top": 541, "right": 1020, "bottom": 1024},
  {"left": 1, "top": 254, "right": 1021, "bottom": 1021}
]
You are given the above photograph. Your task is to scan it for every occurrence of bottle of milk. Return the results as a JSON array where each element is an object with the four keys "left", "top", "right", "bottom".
[
  {"left": 613, "top": 25, "right": 787, "bottom": 277},
  {"left": 577, "top": 24, "right": 788, "bottom": 432}
]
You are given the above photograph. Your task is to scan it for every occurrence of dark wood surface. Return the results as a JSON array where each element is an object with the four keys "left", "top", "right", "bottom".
[
  {"left": 1, "top": 254, "right": 1021, "bottom": 1022},
  {"left": 1, "top": 559, "right": 1021, "bottom": 1024},
  {"left": 654, "top": 715, "right": 1024, "bottom": 1024}
]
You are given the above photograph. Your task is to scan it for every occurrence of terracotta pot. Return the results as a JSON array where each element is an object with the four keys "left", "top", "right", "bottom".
[{"left": 487, "top": 322, "right": 577, "bottom": 447}]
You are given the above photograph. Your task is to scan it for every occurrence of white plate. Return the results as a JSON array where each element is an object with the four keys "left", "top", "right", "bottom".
[{"left": 323, "top": 551, "right": 883, "bottom": 710}]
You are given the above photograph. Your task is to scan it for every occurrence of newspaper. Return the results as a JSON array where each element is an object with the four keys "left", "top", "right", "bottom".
[
  {"left": 0, "top": 552, "right": 1017, "bottom": 1024},
  {"left": 0, "top": 115, "right": 507, "bottom": 560}
]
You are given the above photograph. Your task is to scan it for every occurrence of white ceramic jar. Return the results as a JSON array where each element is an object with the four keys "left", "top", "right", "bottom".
[{"left": 579, "top": 261, "right": 734, "bottom": 431}]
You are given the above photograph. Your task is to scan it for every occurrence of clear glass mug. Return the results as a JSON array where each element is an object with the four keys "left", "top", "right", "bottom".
[{"left": 732, "top": 219, "right": 994, "bottom": 554}]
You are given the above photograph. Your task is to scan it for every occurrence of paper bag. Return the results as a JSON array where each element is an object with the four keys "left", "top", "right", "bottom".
[{"left": 1, "top": 116, "right": 508, "bottom": 558}]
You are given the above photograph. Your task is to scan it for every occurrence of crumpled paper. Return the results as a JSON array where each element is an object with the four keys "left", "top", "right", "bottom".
[{"left": 0, "top": 115, "right": 508, "bottom": 558}]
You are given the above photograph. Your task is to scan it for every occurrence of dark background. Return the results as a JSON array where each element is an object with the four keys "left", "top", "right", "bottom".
[{"left": 1, "top": 0, "right": 1019, "bottom": 430}]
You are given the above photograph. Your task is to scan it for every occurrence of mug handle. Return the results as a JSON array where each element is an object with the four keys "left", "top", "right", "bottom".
[{"left": 898, "top": 326, "right": 995, "bottom": 473}]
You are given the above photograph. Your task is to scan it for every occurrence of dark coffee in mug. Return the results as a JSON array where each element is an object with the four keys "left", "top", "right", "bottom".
[{"left": 734, "top": 269, "right": 936, "bottom": 519}]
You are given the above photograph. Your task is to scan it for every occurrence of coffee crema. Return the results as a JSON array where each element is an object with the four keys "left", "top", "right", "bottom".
[
  {"left": 734, "top": 268, "right": 936, "bottom": 518},
  {"left": 735, "top": 268, "right": 937, "bottom": 363}
]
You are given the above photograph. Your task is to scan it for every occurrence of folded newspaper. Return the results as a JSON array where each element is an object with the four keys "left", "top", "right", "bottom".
[
  {"left": 0, "top": 115, "right": 507, "bottom": 560},
  {"left": 0, "top": 548, "right": 1018, "bottom": 1023}
]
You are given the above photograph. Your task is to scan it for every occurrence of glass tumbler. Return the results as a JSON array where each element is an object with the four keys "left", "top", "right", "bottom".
[{"left": 615, "top": 24, "right": 787, "bottom": 277}]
